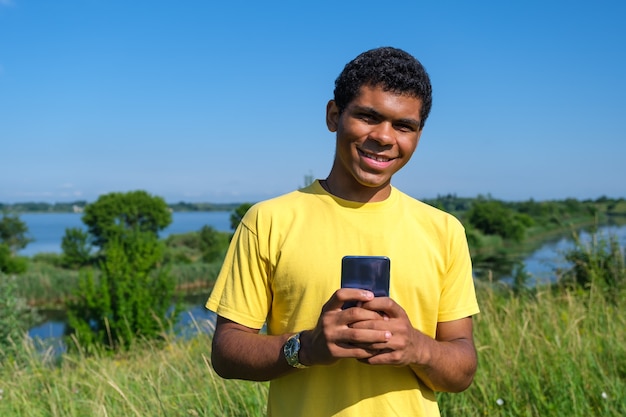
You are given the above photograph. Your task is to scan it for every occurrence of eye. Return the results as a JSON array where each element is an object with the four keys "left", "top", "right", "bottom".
[
  {"left": 394, "top": 123, "right": 417, "bottom": 133},
  {"left": 356, "top": 113, "right": 375, "bottom": 123}
]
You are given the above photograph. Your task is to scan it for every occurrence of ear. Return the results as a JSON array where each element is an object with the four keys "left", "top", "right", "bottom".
[{"left": 326, "top": 100, "right": 339, "bottom": 132}]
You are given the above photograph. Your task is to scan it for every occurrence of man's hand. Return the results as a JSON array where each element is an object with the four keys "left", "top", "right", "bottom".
[
  {"left": 348, "top": 297, "right": 477, "bottom": 392},
  {"left": 298, "top": 288, "right": 391, "bottom": 366}
]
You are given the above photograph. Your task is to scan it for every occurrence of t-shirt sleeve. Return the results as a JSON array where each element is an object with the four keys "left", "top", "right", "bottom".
[
  {"left": 206, "top": 211, "right": 272, "bottom": 330},
  {"left": 438, "top": 219, "right": 480, "bottom": 322}
]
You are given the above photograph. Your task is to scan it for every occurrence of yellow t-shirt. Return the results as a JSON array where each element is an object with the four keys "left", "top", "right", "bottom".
[{"left": 207, "top": 181, "right": 479, "bottom": 417}]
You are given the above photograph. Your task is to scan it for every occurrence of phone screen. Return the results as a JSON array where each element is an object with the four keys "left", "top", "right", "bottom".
[{"left": 341, "top": 256, "right": 390, "bottom": 308}]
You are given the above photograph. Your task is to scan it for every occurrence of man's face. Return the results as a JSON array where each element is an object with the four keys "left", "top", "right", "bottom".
[{"left": 326, "top": 84, "right": 423, "bottom": 201}]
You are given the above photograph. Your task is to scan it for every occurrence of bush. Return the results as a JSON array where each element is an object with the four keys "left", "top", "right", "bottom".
[
  {"left": 199, "top": 225, "right": 230, "bottom": 263},
  {"left": 61, "top": 227, "right": 93, "bottom": 268},
  {"left": 467, "top": 199, "right": 532, "bottom": 242},
  {"left": 66, "top": 233, "right": 178, "bottom": 353},
  {"left": 560, "top": 232, "right": 626, "bottom": 302},
  {"left": 0, "top": 243, "right": 27, "bottom": 274}
]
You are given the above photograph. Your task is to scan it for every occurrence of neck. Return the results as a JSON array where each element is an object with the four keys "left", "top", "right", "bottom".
[{"left": 321, "top": 177, "right": 391, "bottom": 203}]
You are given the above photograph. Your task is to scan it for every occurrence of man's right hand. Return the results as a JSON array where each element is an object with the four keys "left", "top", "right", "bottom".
[{"left": 299, "top": 288, "right": 392, "bottom": 366}]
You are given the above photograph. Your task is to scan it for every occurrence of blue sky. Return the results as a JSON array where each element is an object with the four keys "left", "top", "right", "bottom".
[{"left": 1, "top": 1, "right": 624, "bottom": 204}]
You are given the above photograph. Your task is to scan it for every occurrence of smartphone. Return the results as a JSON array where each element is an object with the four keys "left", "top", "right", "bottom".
[{"left": 340, "top": 255, "right": 390, "bottom": 309}]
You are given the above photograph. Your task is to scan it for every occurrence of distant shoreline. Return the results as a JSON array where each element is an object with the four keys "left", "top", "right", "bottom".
[{"left": 0, "top": 201, "right": 246, "bottom": 214}]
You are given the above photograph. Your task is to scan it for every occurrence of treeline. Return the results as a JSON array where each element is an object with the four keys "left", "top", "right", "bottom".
[
  {"left": 423, "top": 194, "right": 626, "bottom": 217},
  {"left": 0, "top": 200, "right": 243, "bottom": 213}
]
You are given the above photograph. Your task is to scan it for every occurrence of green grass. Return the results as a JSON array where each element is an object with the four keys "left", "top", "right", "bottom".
[
  {"left": 1, "top": 330, "right": 268, "bottom": 417},
  {"left": 438, "top": 282, "right": 626, "bottom": 416},
  {"left": 2, "top": 282, "right": 624, "bottom": 416},
  {"left": 5, "top": 230, "right": 625, "bottom": 416}
]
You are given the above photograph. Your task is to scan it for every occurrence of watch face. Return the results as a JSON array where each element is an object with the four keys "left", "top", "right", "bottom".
[
  {"left": 286, "top": 336, "right": 299, "bottom": 357},
  {"left": 284, "top": 333, "right": 302, "bottom": 367}
]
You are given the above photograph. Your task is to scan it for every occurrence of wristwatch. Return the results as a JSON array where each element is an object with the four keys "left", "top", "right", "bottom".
[{"left": 283, "top": 331, "right": 308, "bottom": 369}]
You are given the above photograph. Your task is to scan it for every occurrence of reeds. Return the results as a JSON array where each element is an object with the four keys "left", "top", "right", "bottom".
[{"left": 0, "top": 322, "right": 268, "bottom": 416}]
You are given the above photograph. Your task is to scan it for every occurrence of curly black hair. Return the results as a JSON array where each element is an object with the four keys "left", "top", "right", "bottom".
[{"left": 333, "top": 47, "right": 432, "bottom": 130}]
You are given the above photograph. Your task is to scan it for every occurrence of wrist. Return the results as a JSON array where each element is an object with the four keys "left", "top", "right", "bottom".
[
  {"left": 283, "top": 331, "right": 309, "bottom": 369},
  {"left": 297, "top": 330, "right": 313, "bottom": 366}
]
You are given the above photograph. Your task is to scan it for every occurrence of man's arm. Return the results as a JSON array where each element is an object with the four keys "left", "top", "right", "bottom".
[
  {"left": 353, "top": 298, "right": 477, "bottom": 393},
  {"left": 408, "top": 317, "right": 477, "bottom": 392},
  {"left": 211, "top": 288, "right": 390, "bottom": 381},
  {"left": 211, "top": 316, "right": 292, "bottom": 381}
]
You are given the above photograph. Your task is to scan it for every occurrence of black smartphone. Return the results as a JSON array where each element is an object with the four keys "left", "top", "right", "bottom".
[{"left": 340, "top": 255, "right": 390, "bottom": 308}]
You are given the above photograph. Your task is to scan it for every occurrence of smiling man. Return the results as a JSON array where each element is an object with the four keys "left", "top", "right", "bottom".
[{"left": 207, "top": 47, "right": 480, "bottom": 417}]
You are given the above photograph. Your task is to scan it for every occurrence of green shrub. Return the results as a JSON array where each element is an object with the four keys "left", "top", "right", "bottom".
[
  {"left": 66, "top": 233, "right": 178, "bottom": 353},
  {"left": 61, "top": 227, "right": 93, "bottom": 268},
  {"left": 559, "top": 232, "right": 626, "bottom": 304},
  {"left": 0, "top": 243, "right": 27, "bottom": 274}
]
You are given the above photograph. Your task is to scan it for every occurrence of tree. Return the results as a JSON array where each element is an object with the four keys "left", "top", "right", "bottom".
[
  {"left": 467, "top": 200, "right": 532, "bottom": 242},
  {"left": 67, "top": 232, "right": 177, "bottom": 352},
  {"left": 82, "top": 190, "right": 172, "bottom": 248},
  {"left": 230, "top": 203, "right": 254, "bottom": 230},
  {"left": 198, "top": 225, "right": 230, "bottom": 263},
  {"left": 65, "top": 191, "right": 177, "bottom": 352},
  {"left": 61, "top": 227, "right": 93, "bottom": 268},
  {"left": 0, "top": 244, "right": 28, "bottom": 274},
  {"left": 0, "top": 213, "right": 30, "bottom": 274},
  {"left": 0, "top": 213, "right": 32, "bottom": 254}
]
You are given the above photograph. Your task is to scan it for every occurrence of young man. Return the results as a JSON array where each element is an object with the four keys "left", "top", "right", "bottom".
[{"left": 207, "top": 47, "right": 479, "bottom": 417}]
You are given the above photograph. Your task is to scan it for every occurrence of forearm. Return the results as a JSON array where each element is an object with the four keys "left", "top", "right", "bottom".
[
  {"left": 211, "top": 318, "right": 294, "bottom": 381},
  {"left": 409, "top": 333, "right": 477, "bottom": 393}
]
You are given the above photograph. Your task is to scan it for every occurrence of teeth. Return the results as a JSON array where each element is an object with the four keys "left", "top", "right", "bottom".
[{"left": 364, "top": 152, "right": 390, "bottom": 162}]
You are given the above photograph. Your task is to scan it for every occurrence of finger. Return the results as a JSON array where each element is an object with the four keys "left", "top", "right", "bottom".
[
  {"left": 323, "top": 288, "right": 375, "bottom": 312},
  {"left": 360, "top": 297, "right": 402, "bottom": 317},
  {"left": 341, "top": 327, "right": 392, "bottom": 346}
]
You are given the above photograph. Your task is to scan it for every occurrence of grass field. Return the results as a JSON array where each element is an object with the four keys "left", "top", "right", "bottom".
[{"left": 1, "top": 280, "right": 624, "bottom": 417}]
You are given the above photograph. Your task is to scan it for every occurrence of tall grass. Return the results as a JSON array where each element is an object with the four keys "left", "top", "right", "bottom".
[
  {"left": 3, "top": 235, "right": 625, "bottom": 416},
  {"left": 0, "top": 326, "right": 268, "bottom": 416},
  {"left": 3, "top": 282, "right": 624, "bottom": 416},
  {"left": 438, "top": 282, "right": 626, "bottom": 416}
]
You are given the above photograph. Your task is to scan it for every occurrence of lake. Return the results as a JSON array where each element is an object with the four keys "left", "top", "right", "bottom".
[{"left": 19, "top": 211, "right": 233, "bottom": 256}]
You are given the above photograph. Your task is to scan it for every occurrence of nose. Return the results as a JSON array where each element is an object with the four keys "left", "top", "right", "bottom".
[{"left": 368, "top": 121, "right": 395, "bottom": 146}]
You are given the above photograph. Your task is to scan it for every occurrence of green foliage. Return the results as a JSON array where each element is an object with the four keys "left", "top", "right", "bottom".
[
  {"left": 61, "top": 227, "right": 93, "bottom": 268},
  {"left": 66, "top": 233, "right": 177, "bottom": 352},
  {"left": 0, "top": 212, "right": 30, "bottom": 274},
  {"left": 425, "top": 193, "right": 473, "bottom": 213},
  {"left": 0, "top": 212, "right": 33, "bottom": 253},
  {"left": 82, "top": 190, "right": 172, "bottom": 248},
  {"left": 0, "top": 272, "right": 38, "bottom": 362},
  {"left": 230, "top": 203, "right": 254, "bottom": 230},
  {"left": 0, "top": 243, "right": 28, "bottom": 274},
  {"left": 0, "top": 212, "right": 32, "bottom": 274},
  {"left": 467, "top": 199, "right": 532, "bottom": 242},
  {"left": 199, "top": 225, "right": 230, "bottom": 263},
  {"left": 66, "top": 191, "right": 179, "bottom": 353},
  {"left": 560, "top": 232, "right": 626, "bottom": 302}
]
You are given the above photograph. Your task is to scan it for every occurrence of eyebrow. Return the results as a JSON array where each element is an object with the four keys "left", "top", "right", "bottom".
[{"left": 352, "top": 105, "right": 421, "bottom": 128}]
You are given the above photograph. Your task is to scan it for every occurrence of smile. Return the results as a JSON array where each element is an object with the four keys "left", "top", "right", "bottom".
[{"left": 358, "top": 148, "right": 393, "bottom": 163}]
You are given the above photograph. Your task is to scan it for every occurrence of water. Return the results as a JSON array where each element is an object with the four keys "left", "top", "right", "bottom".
[
  {"left": 19, "top": 211, "right": 232, "bottom": 256},
  {"left": 505, "top": 223, "right": 626, "bottom": 286},
  {"left": 28, "top": 305, "right": 217, "bottom": 356}
]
